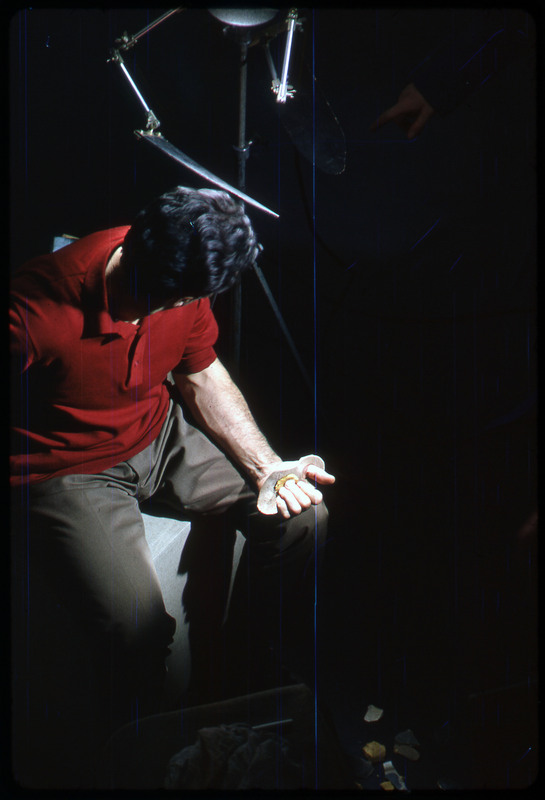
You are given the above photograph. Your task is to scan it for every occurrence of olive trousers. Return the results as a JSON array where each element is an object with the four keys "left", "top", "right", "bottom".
[{"left": 11, "top": 397, "right": 328, "bottom": 788}]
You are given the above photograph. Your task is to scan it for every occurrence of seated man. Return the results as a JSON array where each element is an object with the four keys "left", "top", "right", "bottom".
[{"left": 10, "top": 186, "right": 334, "bottom": 789}]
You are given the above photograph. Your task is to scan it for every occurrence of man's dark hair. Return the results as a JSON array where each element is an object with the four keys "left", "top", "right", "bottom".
[{"left": 121, "top": 186, "right": 260, "bottom": 304}]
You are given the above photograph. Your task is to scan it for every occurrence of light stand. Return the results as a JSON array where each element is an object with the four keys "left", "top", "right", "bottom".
[
  {"left": 108, "top": 12, "right": 278, "bottom": 218},
  {"left": 222, "top": 15, "right": 312, "bottom": 389},
  {"left": 230, "top": 30, "right": 252, "bottom": 371},
  {"left": 109, "top": 8, "right": 313, "bottom": 392}
]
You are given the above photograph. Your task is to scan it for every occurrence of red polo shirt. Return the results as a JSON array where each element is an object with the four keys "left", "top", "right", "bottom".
[{"left": 10, "top": 227, "right": 219, "bottom": 486}]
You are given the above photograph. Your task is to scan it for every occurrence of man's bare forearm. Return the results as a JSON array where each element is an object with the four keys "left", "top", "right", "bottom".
[{"left": 173, "top": 358, "right": 282, "bottom": 488}]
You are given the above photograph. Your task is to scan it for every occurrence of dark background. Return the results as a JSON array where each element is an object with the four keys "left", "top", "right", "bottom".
[{"left": 9, "top": 7, "right": 538, "bottom": 791}]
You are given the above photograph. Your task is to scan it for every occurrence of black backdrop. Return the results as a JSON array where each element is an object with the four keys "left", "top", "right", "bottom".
[{"left": 9, "top": 7, "right": 539, "bottom": 788}]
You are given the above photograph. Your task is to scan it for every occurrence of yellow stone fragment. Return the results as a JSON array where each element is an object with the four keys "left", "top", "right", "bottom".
[
  {"left": 362, "top": 741, "right": 386, "bottom": 762},
  {"left": 380, "top": 781, "right": 395, "bottom": 791},
  {"left": 274, "top": 474, "right": 299, "bottom": 492}
]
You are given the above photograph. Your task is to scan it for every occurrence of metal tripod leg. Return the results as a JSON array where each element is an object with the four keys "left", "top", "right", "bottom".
[{"left": 252, "top": 263, "right": 314, "bottom": 394}]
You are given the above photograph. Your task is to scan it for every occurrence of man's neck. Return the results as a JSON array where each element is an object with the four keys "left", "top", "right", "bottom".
[{"left": 105, "top": 249, "right": 141, "bottom": 325}]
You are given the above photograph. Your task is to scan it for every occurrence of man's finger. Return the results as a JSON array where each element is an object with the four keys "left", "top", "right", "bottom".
[
  {"left": 277, "top": 485, "right": 303, "bottom": 515},
  {"left": 296, "top": 479, "right": 323, "bottom": 504},
  {"left": 285, "top": 479, "right": 313, "bottom": 508},
  {"left": 407, "top": 108, "right": 433, "bottom": 139},
  {"left": 275, "top": 495, "right": 291, "bottom": 519},
  {"left": 369, "top": 105, "right": 399, "bottom": 132},
  {"left": 304, "top": 466, "right": 336, "bottom": 485}
]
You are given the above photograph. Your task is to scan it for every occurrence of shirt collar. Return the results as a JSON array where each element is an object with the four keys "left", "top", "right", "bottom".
[{"left": 82, "top": 243, "right": 139, "bottom": 340}]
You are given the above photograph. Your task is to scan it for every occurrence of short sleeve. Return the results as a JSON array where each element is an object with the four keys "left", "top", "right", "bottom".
[{"left": 171, "top": 298, "right": 219, "bottom": 375}]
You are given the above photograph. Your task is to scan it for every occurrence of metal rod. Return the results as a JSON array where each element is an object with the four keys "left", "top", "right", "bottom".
[
  {"left": 277, "top": 9, "right": 297, "bottom": 103},
  {"left": 118, "top": 60, "right": 152, "bottom": 114},
  {"left": 231, "top": 38, "right": 251, "bottom": 370},
  {"left": 109, "top": 49, "right": 160, "bottom": 130},
  {"left": 237, "top": 41, "right": 249, "bottom": 190},
  {"left": 117, "top": 8, "right": 184, "bottom": 51}
]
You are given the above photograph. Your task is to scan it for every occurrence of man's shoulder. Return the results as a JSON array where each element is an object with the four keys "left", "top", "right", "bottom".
[
  {"left": 52, "top": 227, "right": 130, "bottom": 270},
  {"left": 12, "top": 227, "right": 129, "bottom": 290}
]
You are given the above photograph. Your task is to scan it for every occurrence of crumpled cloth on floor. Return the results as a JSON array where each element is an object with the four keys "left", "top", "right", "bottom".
[{"left": 164, "top": 723, "right": 303, "bottom": 790}]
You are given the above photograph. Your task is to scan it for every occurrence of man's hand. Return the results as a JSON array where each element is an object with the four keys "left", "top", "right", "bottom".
[
  {"left": 370, "top": 82, "right": 435, "bottom": 140},
  {"left": 258, "top": 462, "right": 336, "bottom": 520},
  {"left": 175, "top": 360, "right": 335, "bottom": 519}
]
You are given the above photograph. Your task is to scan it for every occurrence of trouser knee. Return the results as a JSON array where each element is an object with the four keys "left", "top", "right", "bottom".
[{"left": 271, "top": 501, "right": 329, "bottom": 563}]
